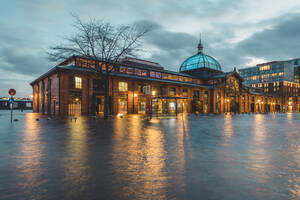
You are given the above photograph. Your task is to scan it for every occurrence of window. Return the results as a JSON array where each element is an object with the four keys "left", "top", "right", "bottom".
[
  {"left": 135, "top": 69, "right": 142, "bottom": 76},
  {"left": 155, "top": 72, "right": 162, "bottom": 78},
  {"left": 127, "top": 68, "right": 134, "bottom": 74},
  {"left": 162, "top": 73, "right": 168, "bottom": 79},
  {"left": 193, "top": 90, "right": 199, "bottom": 99},
  {"left": 182, "top": 89, "right": 188, "bottom": 97},
  {"left": 93, "top": 79, "right": 104, "bottom": 91},
  {"left": 170, "top": 87, "right": 176, "bottom": 96},
  {"left": 119, "top": 82, "right": 128, "bottom": 92},
  {"left": 120, "top": 66, "right": 127, "bottom": 73},
  {"left": 138, "top": 84, "right": 146, "bottom": 93},
  {"left": 259, "top": 65, "right": 270, "bottom": 71},
  {"left": 150, "top": 71, "right": 156, "bottom": 78},
  {"left": 75, "top": 77, "right": 82, "bottom": 89}
]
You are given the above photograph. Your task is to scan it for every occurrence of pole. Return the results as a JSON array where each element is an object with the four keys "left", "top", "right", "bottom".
[{"left": 10, "top": 101, "right": 13, "bottom": 123}]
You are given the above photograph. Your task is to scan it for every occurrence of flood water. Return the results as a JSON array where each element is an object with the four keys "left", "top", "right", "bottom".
[{"left": 1, "top": 110, "right": 300, "bottom": 200}]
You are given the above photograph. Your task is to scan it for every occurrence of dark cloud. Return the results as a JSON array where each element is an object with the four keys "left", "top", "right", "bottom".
[
  {"left": 236, "top": 13, "right": 300, "bottom": 61},
  {"left": 0, "top": 47, "right": 50, "bottom": 76},
  {"left": 138, "top": 13, "right": 300, "bottom": 72}
]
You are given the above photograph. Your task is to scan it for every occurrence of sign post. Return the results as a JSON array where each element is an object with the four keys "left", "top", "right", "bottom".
[{"left": 8, "top": 89, "right": 16, "bottom": 123}]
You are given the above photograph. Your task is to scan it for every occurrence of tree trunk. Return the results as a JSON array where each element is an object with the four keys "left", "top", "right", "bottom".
[{"left": 103, "top": 77, "right": 110, "bottom": 119}]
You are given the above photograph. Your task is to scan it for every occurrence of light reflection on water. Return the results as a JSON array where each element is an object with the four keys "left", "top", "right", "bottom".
[
  {"left": 222, "top": 114, "right": 234, "bottom": 147},
  {"left": 249, "top": 115, "right": 271, "bottom": 186},
  {"left": 16, "top": 113, "right": 45, "bottom": 199},
  {"left": 1, "top": 111, "right": 300, "bottom": 200},
  {"left": 63, "top": 117, "right": 91, "bottom": 198},
  {"left": 110, "top": 116, "right": 168, "bottom": 199}
]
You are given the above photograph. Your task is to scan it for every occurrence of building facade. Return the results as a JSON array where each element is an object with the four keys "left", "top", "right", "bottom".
[
  {"left": 0, "top": 97, "right": 33, "bottom": 110},
  {"left": 31, "top": 42, "right": 282, "bottom": 116},
  {"left": 239, "top": 58, "right": 300, "bottom": 112}
]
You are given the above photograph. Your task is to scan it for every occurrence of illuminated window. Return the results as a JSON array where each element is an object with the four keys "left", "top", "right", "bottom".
[
  {"left": 162, "top": 73, "right": 168, "bottom": 79},
  {"left": 119, "top": 82, "right": 128, "bottom": 92},
  {"left": 150, "top": 71, "right": 156, "bottom": 78},
  {"left": 75, "top": 77, "right": 82, "bottom": 89},
  {"left": 170, "top": 87, "right": 176, "bottom": 96},
  {"left": 155, "top": 72, "right": 162, "bottom": 78},
  {"left": 259, "top": 65, "right": 270, "bottom": 71},
  {"left": 182, "top": 89, "right": 188, "bottom": 97},
  {"left": 135, "top": 69, "right": 142, "bottom": 76}
]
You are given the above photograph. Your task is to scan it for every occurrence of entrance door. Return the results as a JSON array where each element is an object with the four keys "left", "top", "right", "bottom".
[
  {"left": 119, "top": 100, "right": 127, "bottom": 113},
  {"left": 95, "top": 96, "right": 104, "bottom": 114},
  {"left": 251, "top": 103, "right": 255, "bottom": 112},
  {"left": 68, "top": 103, "right": 81, "bottom": 116},
  {"left": 230, "top": 96, "right": 236, "bottom": 112}
]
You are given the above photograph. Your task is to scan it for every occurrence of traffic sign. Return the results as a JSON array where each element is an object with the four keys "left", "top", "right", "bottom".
[
  {"left": 8, "top": 97, "right": 14, "bottom": 104},
  {"left": 8, "top": 88, "right": 16, "bottom": 96}
]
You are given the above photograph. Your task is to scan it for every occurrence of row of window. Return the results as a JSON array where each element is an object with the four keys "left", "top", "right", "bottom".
[
  {"left": 259, "top": 65, "right": 271, "bottom": 71},
  {"left": 118, "top": 82, "right": 194, "bottom": 98},
  {"left": 245, "top": 72, "right": 284, "bottom": 81},
  {"left": 74, "top": 58, "right": 204, "bottom": 85},
  {"left": 119, "top": 66, "right": 202, "bottom": 84}
]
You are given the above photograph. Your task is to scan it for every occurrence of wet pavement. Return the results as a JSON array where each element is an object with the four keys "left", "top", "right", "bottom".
[{"left": 0, "top": 110, "right": 300, "bottom": 200}]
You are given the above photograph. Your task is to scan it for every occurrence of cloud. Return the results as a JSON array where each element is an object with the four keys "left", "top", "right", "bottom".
[
  {"left": 236, "top": 13, "right": 300, "bottom": 61},
  {"left": 1, "top": 0, "right": 300, "bottom": 96}
]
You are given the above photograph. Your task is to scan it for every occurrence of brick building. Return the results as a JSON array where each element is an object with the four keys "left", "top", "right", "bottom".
[{"left": 31, "top": 41, "right": 281, "bottom": 116}]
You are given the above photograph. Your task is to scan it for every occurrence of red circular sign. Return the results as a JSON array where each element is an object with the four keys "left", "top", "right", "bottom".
[{"left": 8, "top": 88, "right": 16, "bottom": 96}]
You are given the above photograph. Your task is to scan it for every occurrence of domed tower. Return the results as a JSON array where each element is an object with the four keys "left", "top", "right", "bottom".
[{"left": 179, "top": 39, "right": 222, "bottom": 78}]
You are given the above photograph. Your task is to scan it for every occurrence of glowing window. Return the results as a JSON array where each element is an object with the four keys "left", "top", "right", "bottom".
[
  {"left": 119, "top": 82, "right": 128, "bottom": 92},
  {"left": 75, "top": 77, "right": 82, "bottom": 89}
]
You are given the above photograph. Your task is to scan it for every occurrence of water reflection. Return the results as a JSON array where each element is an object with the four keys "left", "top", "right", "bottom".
[
  {"left": 3, "top": 111, "right": 300, "bottom": 199},
  {"left": 16, "top": 113, "right": 45, "bottom": 199},
  {"left": 222, "top": 114, "right": 234, "bottom": 146},
  {"left": 249, "top": 114, "right": 271, "bottom": 184},
  {"left": 111, "top": 116, "right": 167, "bottom": 199},
  {"left": 173, "top": 114, "right": 189, "bottom": 196},
  {"left": 63, "top": 117, "right": 90, "bottom": 197},
  {"left": 286, "top": 112, "right": 293, "bottom": 125}
]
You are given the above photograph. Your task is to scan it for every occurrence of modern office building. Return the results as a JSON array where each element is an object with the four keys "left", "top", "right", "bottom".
[
  {"left": 30, "top": 41, "right": 281, "bottom": 116},
  {"left": 239, "top": 58, "right": 300, "bottom": 112}
]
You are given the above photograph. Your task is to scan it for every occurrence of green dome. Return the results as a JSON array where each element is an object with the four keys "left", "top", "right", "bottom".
[{"left": 179, "top": 40, "right": 222, "bottom": 72}]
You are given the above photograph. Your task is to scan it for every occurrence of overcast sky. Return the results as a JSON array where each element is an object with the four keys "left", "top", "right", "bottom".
[{"left": 1, "top": 0, "right": 300, "bottom": 97}]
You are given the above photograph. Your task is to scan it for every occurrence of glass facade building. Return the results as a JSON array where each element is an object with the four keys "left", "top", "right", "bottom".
[{"left": 239, "top": 61, "right": 295, "bottom": 85}]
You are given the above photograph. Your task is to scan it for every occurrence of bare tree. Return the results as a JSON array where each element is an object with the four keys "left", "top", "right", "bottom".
[{"left": 47, "top": 15, "right": 151, "bottom": 118}]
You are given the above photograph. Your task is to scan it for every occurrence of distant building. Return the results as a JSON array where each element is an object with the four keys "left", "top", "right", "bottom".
[
  {"left": 30, "top": 40, "right": 281, "bottom": 116},
  {"left": 0, "top": 97, "right": 33, "bottom": 110},
  {"left": 239, "top": 58, "right": 300, "bottom": 112}
]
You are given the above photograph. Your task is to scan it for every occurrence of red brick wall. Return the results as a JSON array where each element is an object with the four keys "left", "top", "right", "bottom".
[{"left": 59, "top": 72, "right": 69, "bottom": 115}]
